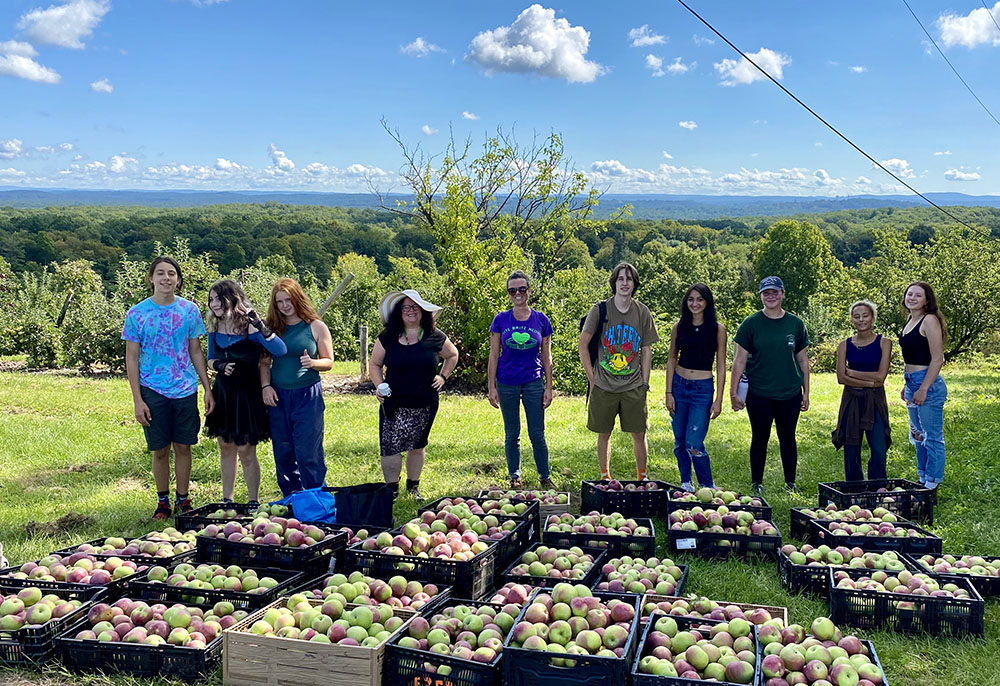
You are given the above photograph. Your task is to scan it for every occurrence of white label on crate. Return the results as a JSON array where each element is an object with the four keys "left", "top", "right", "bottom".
[{"left": 676, "top": 538, "right": 697, "bottom": 550}]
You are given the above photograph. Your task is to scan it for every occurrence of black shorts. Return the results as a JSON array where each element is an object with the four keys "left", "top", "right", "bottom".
[{"left": 140, "top": 386, "right": 200, "bottom": 451}]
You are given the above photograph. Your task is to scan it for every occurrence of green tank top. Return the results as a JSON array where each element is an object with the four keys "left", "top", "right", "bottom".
[{"left": 271, "top": 321, "right": 321, "bottom": 389}]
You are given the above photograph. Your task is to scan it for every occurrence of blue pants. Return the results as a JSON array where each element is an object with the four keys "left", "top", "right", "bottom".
[
  {"left": 843, "top": 409, "right": 888, "bottom": 481},
  {"left": 903, "top": 370, "right": 947, "bottom": 485},
  {"left": 269, "top": 381, "right": 327, "bottom": 496},
  {"left": 497, "top": 379, "right": 550, "bottom": 480},
  {"left": 670, "top": 374, "right": 715, "bottom": 487}
]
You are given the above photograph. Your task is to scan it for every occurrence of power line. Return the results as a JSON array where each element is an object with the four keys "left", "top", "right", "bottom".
[
  {"left": 902, "top": 0, "right": 1000, "bottom": 130},
  {"left": 981, "top": 0, "right": 1000, "bottom": 36},
  {"left": 674, "top": 0, "right": 982, "bottom": 234}
]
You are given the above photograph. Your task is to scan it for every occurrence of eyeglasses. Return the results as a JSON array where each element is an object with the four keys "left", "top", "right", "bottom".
[
  {"left": 401, "top": 304, "right": 422, "bottom": 313},
  {"left": 507, "top": 286, "right": 528, "bottom": 295}
]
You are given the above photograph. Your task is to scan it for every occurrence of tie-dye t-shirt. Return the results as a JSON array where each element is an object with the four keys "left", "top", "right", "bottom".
[
  {"left": 490, "top": 309, "right": 553, "bottom": 385},
  {"left": 121, "top": 297, "right": 206, "bottom": 398}
]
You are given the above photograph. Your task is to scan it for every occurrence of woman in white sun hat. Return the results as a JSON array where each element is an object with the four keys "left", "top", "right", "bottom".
[{"left": 369, "top": 289, "right": 458, "bottom": 500}]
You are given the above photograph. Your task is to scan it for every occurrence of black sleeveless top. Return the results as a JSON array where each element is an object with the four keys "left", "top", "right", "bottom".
[
  {"left": 676, "top": 322, "right": 718, "bottom": 372},
  {"left": 846, "top": 334, "right": 882, "bottom": 372},
  {"left": 899, "top": 316, "right": 932, "bottom": 365}
]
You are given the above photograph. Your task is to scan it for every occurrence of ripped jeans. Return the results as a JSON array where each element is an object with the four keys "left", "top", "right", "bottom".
[
  {"left": 903, "top": 369, "right": 947, "bottom": 485},
  {"left": 670, "top": 374, "right": 715, "bottom": 487}
]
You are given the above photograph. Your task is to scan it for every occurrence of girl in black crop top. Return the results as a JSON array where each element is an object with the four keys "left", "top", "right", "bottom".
[{"left": 665, "top": 283, "right": 728, "bottom": 491}]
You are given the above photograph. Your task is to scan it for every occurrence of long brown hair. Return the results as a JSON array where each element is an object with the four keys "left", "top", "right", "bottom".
[
  {"left": 265, "top": 278, "right": 318, "bottom": 336},
  {"left": 902, "top": 281, "right": 948, "bottom": 342},
  {"left": 206, "top": 279, "right": 252, "bottom": 334}
]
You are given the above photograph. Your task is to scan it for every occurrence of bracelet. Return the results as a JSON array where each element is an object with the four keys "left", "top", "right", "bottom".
[
  {"left": 438, "top": 373, "right": 448, "bottom": 381},
  {"left": 261, "top": 384, "right": 272, "bottom": 391},
  {"left": 664, "top": 391, "right": 672, "bottom": 395}
]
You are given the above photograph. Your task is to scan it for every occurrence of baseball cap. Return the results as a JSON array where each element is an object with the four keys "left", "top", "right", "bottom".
[{"left": 758, "top": 276, "right": 784, "bottom": 293}]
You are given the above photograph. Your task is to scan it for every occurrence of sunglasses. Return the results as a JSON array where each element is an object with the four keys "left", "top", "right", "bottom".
[{"left": 507, "top": 286, "right": 529, "bottom": 295}]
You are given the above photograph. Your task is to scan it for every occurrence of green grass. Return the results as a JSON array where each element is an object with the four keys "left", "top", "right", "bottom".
[{"left": 1, "top": 368, "right": 999, "bottom": 685}]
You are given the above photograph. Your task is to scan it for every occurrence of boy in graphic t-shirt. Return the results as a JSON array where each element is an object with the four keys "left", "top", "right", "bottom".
[{"left": 578, "top": 262, "right": 659, "bottom": 481}]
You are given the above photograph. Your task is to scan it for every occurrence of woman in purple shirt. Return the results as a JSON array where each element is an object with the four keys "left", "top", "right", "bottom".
[{"left": 488, "top": 271, "right": 554, "bottom": 490}]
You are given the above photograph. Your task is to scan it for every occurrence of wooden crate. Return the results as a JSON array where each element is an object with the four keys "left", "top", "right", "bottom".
[
  {"left": 638, "top": 592, "right": 788, "bottom": 626},
  {"left": 223, "top": 598, "right": 415, "bottom": 686}
]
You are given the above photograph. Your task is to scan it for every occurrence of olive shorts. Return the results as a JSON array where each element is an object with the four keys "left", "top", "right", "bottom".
[{"left": 587, "top": 384, "right": 648, "bottom": 434}]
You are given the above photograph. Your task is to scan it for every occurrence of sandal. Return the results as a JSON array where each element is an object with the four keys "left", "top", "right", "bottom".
[
  {"left": 510, "top": 477, "right": 524, "bottom": 490},
  {"left": 174, "top": 498, "right": 193, "bottom": 515},
  {"left": 152, "top": 501, "right": 172, "bottom": 520}
]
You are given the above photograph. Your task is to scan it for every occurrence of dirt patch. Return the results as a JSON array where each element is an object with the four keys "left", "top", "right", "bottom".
[
  {"left": 24, "top": 511, "right": 97, "bottom": 538},
  {"left": 113, "top": 476, "right": 143, "bottom": 494}
]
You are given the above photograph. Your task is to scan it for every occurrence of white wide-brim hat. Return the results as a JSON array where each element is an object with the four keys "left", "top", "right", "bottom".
[{"left": 379, "top": 289, "right": 442, "bottom": 326}]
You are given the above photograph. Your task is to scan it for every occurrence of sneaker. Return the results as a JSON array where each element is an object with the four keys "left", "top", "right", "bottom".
[
  {"left": 751, "top": 483, "right": 764, "bottom": 495},
  {"left": 408, "top": 487, "right": 425, "bottom": 502},
  {"left": 247, "top": 500, "right": 260, "bottom": 510},
  {"left": 174, "top": 498, "right": 193, "bottom": 515},
  {"left": 539, "top": 477, "right": 557, "bottom": 491},
  {"left": 785, "top": 482, "right": 798, "bottom": 493},
  {"left": 152, "top": 501, "right": 172, "bottom": 520},
  {"left": 680, "top": 481, "right": 696, "bottom": 493},
  {"left": 221, "top": 497, "right": 234, "bottom": 504},
  {"left": 510, "top": 477, "right": 524, "bottom": 490}
]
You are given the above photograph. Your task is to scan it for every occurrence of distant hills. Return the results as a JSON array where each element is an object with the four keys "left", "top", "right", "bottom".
[{"left": 1, "top": 187, "right": 998, "bottom": 220}]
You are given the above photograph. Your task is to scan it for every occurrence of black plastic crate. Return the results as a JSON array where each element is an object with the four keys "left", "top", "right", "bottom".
[
  {"left": 500, "top": 543, "right": 607, "bottom": 590},
  {"left": 502, "top": 589, "right": 641, "bottom": 686},
  {"left": 0, "top": 579, "right": 107, "bottom": 667},
  {"left": 666, "top": 495, "right": 772, "bottom": 521},
  {"left": 580, "top": 481, "right": 674, "bottom": 519},
  {"left": 194, "top": 524, "right": 346, "bottom": 573},
  {"left": 341, "top": 537, "right": 499, "bottom": 599},
  {"left": 0, "top": 562, "right": 149, "bottom": 602},
  {"left": 126, "top": 564, "right": 304, "bottom": 610},
  {"left": 789, "top": 507, "right": 815, "bottom": 541},
  {"left": 495, "top": 518, "right": 536, "bottom": 577},
  {"left": 828, "top": 566, "right": 985, "bottom": 636},
  {"left": 57, "top": 611, "right": 223, "bottom": 679},
  {"left": 541, "top": 518, "right": 656, "bottom": 558},
  {"left": 777, "top": 549, "right": 836, "bottom": 596},
  {"left": 174, "top": 501, "right": 262, "bottom": 531},
  {"left": 902, "top": 552, "right": 1000, "bottom": 598},
  {"left": 667, "top": 524, "right": 782, "bottom": 559},
  {"left": 809, "top": 519, "right": 942, "bottom": 555},
  {"left": 592, "top": 563, "right": 689, "bottom": 598},
  {"left": 50, "top": 533, "right": 198, "bottom": 566},
  {"left": 818, "top": 478, "right": 933, "bottom": 524},
  {"left": 383, "top": 597, "right": 510, "bottom": 686},
  {"left": 288, "top": 571, "right": 455, "bottom": 615}
]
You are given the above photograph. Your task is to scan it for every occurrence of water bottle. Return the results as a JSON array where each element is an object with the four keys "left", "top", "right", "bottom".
[
  {"left": 736, "top": 374, "right": 749, "bottom": 409},
  {"left": 377, "top": 383, "right": 391, "bottom": 397}
]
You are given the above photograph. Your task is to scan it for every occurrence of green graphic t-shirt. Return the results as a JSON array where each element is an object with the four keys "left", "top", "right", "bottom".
[{"left": 582, "top": 297, "right": 659, "bottom": 393}]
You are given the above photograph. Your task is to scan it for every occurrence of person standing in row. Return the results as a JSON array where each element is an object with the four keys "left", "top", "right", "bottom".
[
  {"left": 730, "top": 276, "right": 810, "bottom": 494},
  {"left": 122, "top": 256, "right": 214, "bottom": 520},
  {"left": 260, "top": 278, "right": 334, "bottom": 497},
  {"left": 371, "top": 289, "right": 459, "bottom": 500},
  {"left": 665, "top": 283, "right": 726, "bottom": 493},
  {"left": 899, "top": 281, "right": 947, "bottom": 490},
  {"left": 578, "top": 262, "right": 659, "bottom": 482},
  {"left": 832, "top": 301, "right": 892, "bottom": 481},
  {"left": 488, "top": 270, "right": 555, "bottom": 490},
  {"left": 204, "top": 279, "right": 287, "bottom": 506}
]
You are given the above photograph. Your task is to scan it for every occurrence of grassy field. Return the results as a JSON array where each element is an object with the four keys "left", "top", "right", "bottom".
[{"left": 1, "top": 367, "right": 999, "bottom": 685}]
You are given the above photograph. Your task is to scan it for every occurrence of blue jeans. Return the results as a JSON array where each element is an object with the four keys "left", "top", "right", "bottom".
[
  {"left": 670, "top": 374, "right": 715, "bottom": 487},
  {"left": 843, "top": 408, "right": 888, "bottom": 481},
  {"left": 903, "top": 370, "right": 947, "bottom": 484},
  {"left": 497, "top": 379, "right": 549, "bottom": 480},
  {"left": 269, "top": 381, "right": 327, "bottom": 496}
]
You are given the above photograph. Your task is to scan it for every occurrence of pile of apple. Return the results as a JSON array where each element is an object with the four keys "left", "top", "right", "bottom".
[
  {"left": 338, "top": 525, "right": 381, "bottom": 546},
  {"left": 507, "top": 583, "right": 636, "bottom": 666},
  {"left": 670, "top": 487, "right": 765, "bottom": 508},
  {"left": 640, "top": 595, "right": 783, "bottom": 628},
  {"left": 300, "top": 571, "right": 443, "bottom": 610},
  {"left": 820, "top": 521, "right": 927, "bottom": 538},
  {"left": 798, "top": 504, "right": 902, "bottom": 523},
  {"left": 544, "top": 512, "right": 651, "bottom": 539},
  {"left": 636, "top": 614, "right": 757, "bottom": 682},
  {"left": 507, "top": 546, "right": 597, "bottom": 581},
  {"left": 244, "top": 593, "right": 407, "bottom": 645},
  {"left": 397, "top": 602, "right": 520, "bottom": 674},
  {"left": 197, "top": 515, "right": 333, "bottom": 548},
  {"left": 594, "top": 555, "right": 685, "bottom": 595},
  {"left": 913, "top": 553, "right": 1000, "bottom": 577},
  {"left": 589, "top": 480, "right": 661, "bottom": 492},
  {"left": 70, "top": 528, "right": 197, "bottom": 558},
  {"left": 833, "top": 569, "right": 973, "bottom": 599},
  {"left": 758, "top": 617, "right": 885, "bottom": 686},
  {"left": 781, "top": 544, "right": 907, "bottom": 571},
  {"left": 0, "top": 587, "right": 83, "bottom": 630},
  {"left": 428, "top": 496, "right": 534, "bottom": 519},
  {"left": 144, "top": 562, "right": 280, "bottom": 594},
  {"left": 669, "top": 507, "right": 778, "bottom": 536},
  {"left": 482, "top": 487, "right": 570, "bottom": 507},
  {"left": 73, "top": 597, "right": 246, "bottom": 647},
  {"left": 356, "top": 521, "right": 492, "bottom": 562},
  {"left": 485, "top": 582, "right": 532, "bottom": 606},
  {"left": 6, "top": 553, "right": 146, "bottom": 585}
]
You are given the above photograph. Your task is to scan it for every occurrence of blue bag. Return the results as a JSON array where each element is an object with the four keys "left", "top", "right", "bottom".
[{"left": 270, "top": 487, "right": 337, "bottom": 524}]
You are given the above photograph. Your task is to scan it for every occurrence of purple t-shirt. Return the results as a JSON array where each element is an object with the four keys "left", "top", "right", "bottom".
[
  {"left": 490, "top": 309, "right": 553, "bottom": 386},
  {"left": 121, "top": 296, "right": 206, "bottom": 398}
]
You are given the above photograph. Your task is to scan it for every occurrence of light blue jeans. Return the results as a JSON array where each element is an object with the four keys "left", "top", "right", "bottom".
[
  {"left": 903, "top": 369, "right": 947, "bottom": 485},
  {"left": 497, "top": 379, "right": 550, "bottom": 480},
  {"left": 670, "top": 374, "right": 715, "bottom": 487}
]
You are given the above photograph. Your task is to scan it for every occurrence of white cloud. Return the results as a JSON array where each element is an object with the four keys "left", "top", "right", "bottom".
[
  {"left": 645, "top": 54, "right": 664, "bottom": 77},
  {"left": 678, "top": 120, "right": 697, "bottom": 130},
  {"left": 692, "top": 34, "right": 715, "bottom": 47},
  {"left": 109, "top": 153, "right": 138, "bottom": 173},
  {"left": 0, "top": 167, "right": 26, "bottom": 177},
  {"left": 849, "top": 65, "right": 866, "bottom": 73},
  {"left": 0, "top": 139, "right": 25, "bottom": 159},
  {"left": 878, "top": 158, "right": 914, "bottom": 178},
  {"left": 461, "top": 111, "right": 480, "bottom": 120},
  {"left": 944, "top": 168, "right": 981, "bottom": 181},
  {"left": 856, "top": 176, "right": 872, "bottom": 185},
  {"left": 662, "top": 151, "right": 673, "bottom": 159},
  {"left": 934, "top": 150, "right": 952, "bottom": 156},
  {"left": 17, "top": 0, "right": 110, "bottom": 50},
  {"left": 0, "top": 41, "right": 37, "bottom": 57},
  {"left": 421, "top": 124, "right": 438, "bottom": 135},
  {"left": 268, "top": 144, "right": 295, "bottom": 171},
  {"left": 466, "top": 4, "right": 605, "bottom": 83},
  {"left": 714, "top": 47, "right": 790, "bottom": 86},
  {"left": 90, "top": 77, "right": 113, "bottom": 93},
  {"left": 214, "top": 158, "right": 242, "bottom": 171},
  {"left": 814, "top": 169, "right": 834, "bottom": 184},
  {"left": 666, "top": 57, "right": 694, "bottom": 74},
  {"left": 0, "top": 53, "right": 61, "bottom": 83},
  {"left": 938, "top": 3, "right": 1000, "bottom": 49},
  {"left": 628, "top": 25, "right": 665, "bottom": 47},
  {"left": 33, "top": 142, "right": 73, "bottom": 155},
  {"left": 401, "top": 37, "right": 444, "bottom": 57}
]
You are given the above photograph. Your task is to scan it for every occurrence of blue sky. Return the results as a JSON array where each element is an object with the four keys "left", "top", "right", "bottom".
[{"left": 0, "top": 0, "right": 997, "bottom": 195}]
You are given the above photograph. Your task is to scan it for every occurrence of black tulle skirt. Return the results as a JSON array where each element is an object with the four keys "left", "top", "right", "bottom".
[{"left": 205, "top": 369, "right": 270, "bottom": 446}]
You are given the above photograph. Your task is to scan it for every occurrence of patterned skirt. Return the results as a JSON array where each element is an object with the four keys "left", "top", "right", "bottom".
[{"left": 379, "top": 397, "right": 439, "bottom": 456}]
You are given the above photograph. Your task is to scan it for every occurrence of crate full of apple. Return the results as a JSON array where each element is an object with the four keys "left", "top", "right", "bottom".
[
  {"left": 294, "top": 570, "right": 450, "bottom": 612},
  {"left": 779, "top": 544, "right": 910, "bottom": 595},
  {"left": 819, "top": 478, "right": 933, "bottom": 524},
  {"left": 195, "top": 514, "right": 346, "bottom": 572},
  {"left": 128, "top": 562, "right": 302, "bottom": 610},
  {"left": 668, "top": 486, "right": 772, "bottom": 519},
  {"left": 543, "top": 511, "right": 656, "bottom": 557},
  {"left": 393, "top": 506, "right": 533, "bottom": 570},
  {"left": 790, "top": 505, "right": 906, "bottom": 541},
  {"left": 580, "top": 480, "right": 670, "bottom": 519},
  {"left": 810, "top": 519, "right": 942, "bottom": 554},
  {"left": 1, "top": 551, "right": 148, "bottom": 592},
  {"left": 0, "top": 581, "right": 103, "bottom": 666},
  {"left": 502, "top": 543, "right": 606, "bottom": 589},
  {"left": 638, "top": 593, "right": 789, "bottom": 628},
  {"left": 631, "top": 613, "right": 758, "bottom": 683},
  {"left": 480, "top": 486, "right": 573, "bottom": 520},
  {"left": 51, "top": 528, "right": 198, "bottom": 564},
  {"left": 667, "top": 507, "right": 782, "bottom": 559},
  {"left": 905, "top": 553, "right": 1000, "bottom": 597},
  {"left": 593, "top": 555, "right": 688, "bottom": 597}
]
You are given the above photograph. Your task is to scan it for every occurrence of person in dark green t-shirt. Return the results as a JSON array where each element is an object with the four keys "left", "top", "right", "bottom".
[{"left": 730, "top": 276, "right": 810, "bottom": 494}]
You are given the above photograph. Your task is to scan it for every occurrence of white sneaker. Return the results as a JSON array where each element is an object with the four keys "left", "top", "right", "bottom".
[{"left": 680, "top": 481, "right": 695, "bottom": 493}]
